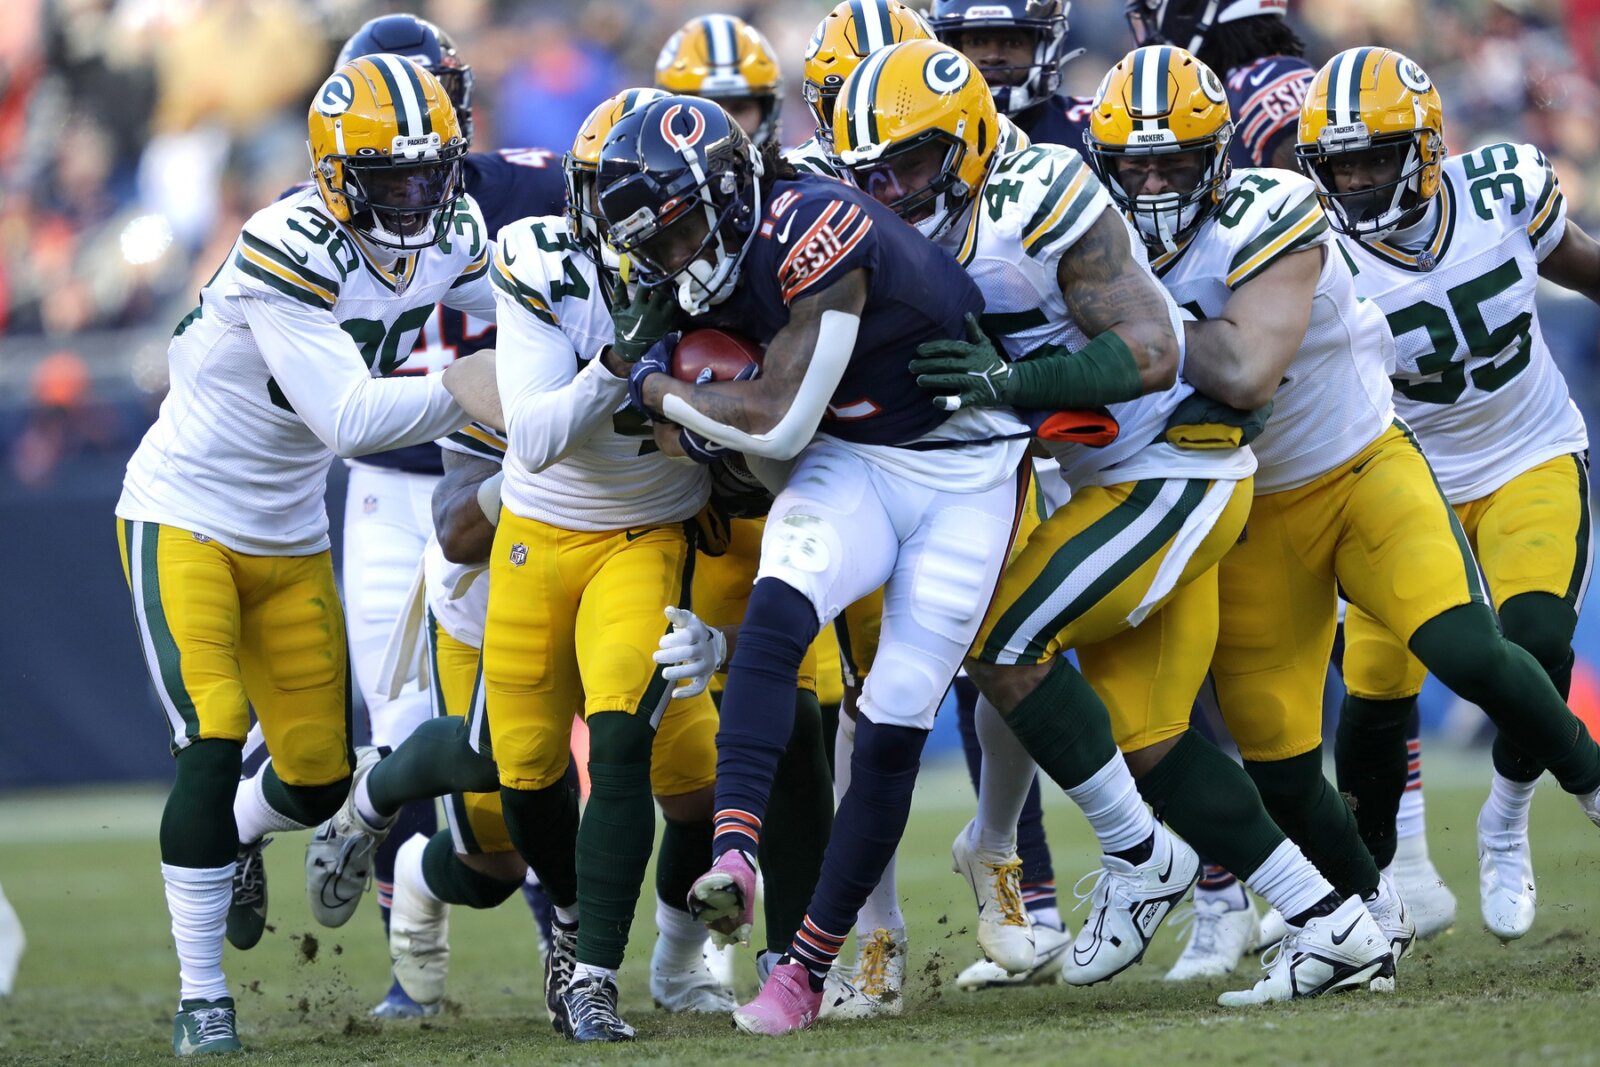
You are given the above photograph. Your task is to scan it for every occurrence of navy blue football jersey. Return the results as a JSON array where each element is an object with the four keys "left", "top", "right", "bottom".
[
  {"left": 364, "top": 147, "right": 566, "bottom": 473},
  {"left": 1014, "top": 93, "right": 1094, "bottom": 150},
  {"left": 1226, "top": 55, "right": 1316, "bottom": 169},
  {"left": 693, "top": 177, "right": 985, "bottom": 447}
]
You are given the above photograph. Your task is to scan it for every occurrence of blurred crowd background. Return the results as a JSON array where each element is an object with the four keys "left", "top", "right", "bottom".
[{"left": 5, "top": 0, "right": 1600, "bottom": 784}]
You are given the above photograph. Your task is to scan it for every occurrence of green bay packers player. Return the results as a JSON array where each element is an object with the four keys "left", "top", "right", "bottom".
[
  {"left": 655, "top": 14, "right": 784, "bottom": 147},
  {"left": 430, "top": 112, "right": 729, "bottom": 1039},
  {"left": 114, "top": 55, "right": 490, "bottom": 1055},
  {"left": 835, "top": 39, "right": 1389, "bottom": 1000},
  {"left": 1297, "top": 48, "right": 1600, "bottom": 941}
]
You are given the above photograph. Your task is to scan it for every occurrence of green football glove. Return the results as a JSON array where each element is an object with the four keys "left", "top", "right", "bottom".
[
  {"left": 610, "top": 277, "right": 682, "bottom": 363},
  {"left": 910, "top": 313, "right": 1016, "bottom": 410}
]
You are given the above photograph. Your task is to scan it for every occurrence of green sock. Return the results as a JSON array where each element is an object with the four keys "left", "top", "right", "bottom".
[
  {"left": 368, "top": 716, "right": 499, "bottom": 817},
  {"left": 656, "top": 816, "right": 714, "bottom": 911},
  {"left": 261, "top": 761, "right": 349, "bottom": 827},
  {"left": 501, "top": 778, "right": 579, "bottom": 909},
  {"left": 999, "top": 658, "right": 1120, "bottom": 792},
  {"left": 419, "top": 831, "right": 521, "bottom": 909},
  {"left": 1136, "top": 731, "right": 1286, "bottom": 880},
  {"left": 1491, "top": 593, "right": 1577, "bottom": 782},
  {"left": 759, "top": 689, "right": 833, "bottom": 953},
  {"left": 1334, "top": 696, "right": 1413, "bottom": 869},
  {"left": 1412, "top": 603, "right": 1600, "bottom": 794},
  {"left": 576, "top": 711, "right": 657, "bottom": 970},
  {"left": 1246, "top": 747, "right": 1379, "bottom": 898},
  {"left": 161, "top": 739, "right": 242, "bottom": 868},
  {"left": 820, "top": 700, "right": 841, "bottom": 779}
]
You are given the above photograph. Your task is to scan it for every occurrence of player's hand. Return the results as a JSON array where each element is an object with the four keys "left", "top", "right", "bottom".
[
  {"left": 910, "top": 313, "right": 1015, "bottom": 411},
  {"left": 611, "top": 277, "right": 682, "bottom": 363},
  {"left": 653, "top": 606, "right": 727, "bottom": 698},
  {"left": 677, "top": 426, "right": 729, "bottom": 464},
  {"left": 626, "top": 332, "right": 677, "bottom": 417}
]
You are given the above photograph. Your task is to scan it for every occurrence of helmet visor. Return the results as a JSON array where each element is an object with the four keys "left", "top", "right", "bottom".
[
  {"left": 346, "top": 156, "right": 462, "bottom": 240},
  {"left": 847, "top": 136, "right": 956, "bottom": 225}
]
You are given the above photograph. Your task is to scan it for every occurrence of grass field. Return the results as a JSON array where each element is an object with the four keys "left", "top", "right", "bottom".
[{"left": 1, "top": 751, "right": 1596, "bottom": 1066}]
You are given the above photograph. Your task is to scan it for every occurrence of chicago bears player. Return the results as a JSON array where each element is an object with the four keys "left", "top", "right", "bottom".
[
  {"left": 294, "top": 14, "right": 570, "bottom": 1021},
  {"left": 116, "top": 55, "right": 489, "bottom": 1054},
  {"left": 1299, "top": 49, "right": 1600, "bottom": 941},
  {"left": 596, "top": 95, "right": 1029, "bottom": 1035},
  {"left": 839, "top": 40, "right": 1394, "bottom": 1005}
]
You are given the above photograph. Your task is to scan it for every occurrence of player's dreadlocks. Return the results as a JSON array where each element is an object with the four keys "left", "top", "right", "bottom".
[
  {"left": 1197, "top": 15, "right": 1305, "bottom": 76},
  {"left": 759, "top": 140, "right": 801, "bottom": 183}
]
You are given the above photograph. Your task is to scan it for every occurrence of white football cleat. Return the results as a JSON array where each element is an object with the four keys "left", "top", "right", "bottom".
[
  {"left": 951, "top": 821, "right": 1034, "bottom": 974},
  {"left": 1477, "top": 798, "right": 1536, "bottom": 941},
  {"left": 388, "top": 834, "right": 449, "bottom": 1007},
  {"left": 703, "top": 939, "right": 738, "bottom": 992},
  {"left": 0, "top": 880, "right": 23, "bottom": 998},
  {"left": 955, "top": 919, "right": 1071, "bottom": 990},
  {"left": 650, "top": 941, "right": 737, "bottom": 1014},
  {"left": 1254, "top": 906, "right": 1288, "bottom": 952},
  {"left": 821, "top": 927, "right": 907, "bottom": 1019},
  {"left": 306, "top": 745, "right": 391, "bottom": 927},
  {"left": 1218, "top": 896, "right": 1392, "bottom": 1006},
  {"left": 1386, "top": 833, "right": 1456, "bottom": 938},
  {"left": 1363, "top": 874, "right": 1414, "bottom": 992},
  {"left": 1063, "top": 826, "right": 1199, "bottom": 986},
  {"left": 1580, "top": 783, "right": 1600, "bottom": 829},
  {"left": 1164, "top": 890, "right": 1260, "bottom": 981}
]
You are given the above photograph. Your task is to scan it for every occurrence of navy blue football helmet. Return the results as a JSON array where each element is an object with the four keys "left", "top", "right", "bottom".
[
  {"left": 338, "top": 14, "right": 475, "bottom": 145},
  {"left": 1123, "top": 0, "right": 1286, "bottom": 55},
  {"left": 595, "top": 96, "right": 764, "bottom": 315},
  {"left": 929, "top": 0, "right": 1075, "bottom": 116}
]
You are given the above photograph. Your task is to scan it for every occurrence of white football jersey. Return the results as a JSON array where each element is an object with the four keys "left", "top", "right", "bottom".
[
  {"left": 490, "top": 216, "right": 709, "bottom": 531},
  {"left": 424, "top": 426, "right": 507, "bottom": 649},
  {"left": 1335, "top": 143, "right": 1587, "bottom": 503},
  {"left": 117, "top": 187, "right": 493, "bottom": 554},
  {"left": 1152, "top": 169, "right": 1396, "bottom": 493},
  {"left": 939, "top": 142, "right": 1256, "bottom": 491}
]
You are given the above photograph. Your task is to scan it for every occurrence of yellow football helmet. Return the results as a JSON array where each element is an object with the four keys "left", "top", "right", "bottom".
[
  {"left": 803, "top": 0, "right": 936, "bottom": 150},
  {"left": 1084, "top": 45, "right": 1232, "bottom": 252},
  {"left": 1295, "top": 47, "right": 1445, "bottom": 240},
  {"left": 655, "top": 14, "right": 784, "bottom": 146},
  {"left": 833, "top": 40, "right": 999, "bottom": 239},
  {"left": 565, "top": 87, "right": 670, "bottom": 268},
  {"left": 307, "top": 54, "right": 466, "bottom": 251}
]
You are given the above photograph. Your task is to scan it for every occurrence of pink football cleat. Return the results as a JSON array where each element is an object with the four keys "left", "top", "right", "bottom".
[
  {"left": 688, "top": 850, "right": 757, "bottom": 948},
  {"left": 732, "top": 960, "right": 822, "bottom": 1035}
]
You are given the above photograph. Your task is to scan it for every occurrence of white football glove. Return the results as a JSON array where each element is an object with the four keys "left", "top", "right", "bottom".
[{"left": 653, "top": 606, "right": 727, "bottom": 699}]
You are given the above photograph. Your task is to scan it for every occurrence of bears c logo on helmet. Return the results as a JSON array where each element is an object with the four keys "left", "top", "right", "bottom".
[
  {"left": 923, "top": 51, "right": 971, "bottom": 94},
  {"left": 660, "top": 103, "right": 709, "bottom": 151},
  {"left": 315, "top": 73, "right": 355, "bottom": 117}
]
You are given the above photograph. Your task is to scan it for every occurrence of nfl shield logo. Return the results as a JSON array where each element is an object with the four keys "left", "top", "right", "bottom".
[
  {"left": 363, "top": 494, "right": 379, "bottom": 514},
  {"left": 509, "top": 542, "right": 528, "bottom": 567}
]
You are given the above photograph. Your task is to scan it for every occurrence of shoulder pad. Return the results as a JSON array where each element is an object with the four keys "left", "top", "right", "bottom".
[
  {"left": 232, "top": 195, "right": 358, "bottom": 311},
  {"left": 492, "top": 215, "right": 598, "bottom": 326},
  {"left": 760, "top": 185, "right": 878, "bottom": 304},
  {"left": 986, "top": 144, "right": 1109, "bottom": 264},
  {"left": 1454, "top": 142, "right": 1566, "bottom": 255},
  {"left": 784, "top": 138, "right": 842, "bottom": 178},
  {"left": 1217, "top": 170, "right": 1329, "bottom": 289}
]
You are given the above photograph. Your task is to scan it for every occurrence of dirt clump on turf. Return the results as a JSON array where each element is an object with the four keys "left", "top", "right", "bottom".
[{"left": 291, "top": 931, "right": 320, "bottom": 963}]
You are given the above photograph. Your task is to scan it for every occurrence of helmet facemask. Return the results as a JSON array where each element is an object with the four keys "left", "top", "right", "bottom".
[
  {"left": 932, "top": 3, "right": 1076, "bottom": 117},
  {"left": 803, "top": 79, "right": 843, "bottom": 150},
  {"left": 1089, "top": 131, "right": 1231, "bottom": 253},
  {"left": 845, "top": 131, "right": 974, "bottom": 240},
  {"left": 322, "top": 140, "right": 465, "bottom": 252},
  {"left": 1296, "top": 130, "right": 1439, "bottom": 241}
]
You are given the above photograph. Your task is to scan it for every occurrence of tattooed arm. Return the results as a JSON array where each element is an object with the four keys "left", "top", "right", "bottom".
[
  {"left": 639, "top": 269, "right": 868, "bottom": 460},
  {"left": 1057, "top": 207, "right": 1181, "bottom": 395}
]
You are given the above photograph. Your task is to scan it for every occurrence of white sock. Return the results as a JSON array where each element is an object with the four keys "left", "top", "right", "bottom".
[
  {"left": 1064, "top": 756, "right": 1156, "bottom": 855},
  {"left": 856, "top": 851, "right": 904, "bottom": 936},
  {"left": 404, "top": 836, "right": 444, "bottom": 906},
  {"left": 1396, "top": 775, "right": 1426, "bottom": 840},
  {"left": 1244, "top": 840, "right": 1335, "bottom": 923},
  {"left": 573, "top": 961, "right": 618, "bottom": 984},
  {"left": 1194, "top": 880, "right": 1250, "bottom": 911},
  {"left": 353, "top": 772, "right": 392, "bottom": 829},
  {"left": 973, "top": 694, "right": 1037, "bottom": 856},
  {"left": 232, "top": 762, "right": 311, "bottom": 844},
  {"left": 1028, "top": 905, "right": 1063, "bottom": 931},
  {"left": 653, "top": 897, "right": 707, "bottom": 972},
  {"left": 1484, "top": 771, "right": 1537, "bottom": 832},
  {"left": 553, "top": 903, "right": 579, "bottom": 928},
  {"left": 162, "top": 863, "right": 234, "bottom": 1004}
]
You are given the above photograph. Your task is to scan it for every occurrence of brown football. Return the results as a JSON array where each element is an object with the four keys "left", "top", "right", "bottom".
[{"left": 671, "top": 328, "right": 764, "bottom": 383}]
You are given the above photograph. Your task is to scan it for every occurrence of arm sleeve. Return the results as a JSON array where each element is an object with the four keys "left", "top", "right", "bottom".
[
  {"left": 493, "top": 274, "right": 628, "bottom": 473},
  {"left": 238, "top": 295, "right": 467, "bottom": 458}
]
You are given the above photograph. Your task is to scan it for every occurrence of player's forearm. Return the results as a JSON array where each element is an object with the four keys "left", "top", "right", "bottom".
[
  {"left": 321, "top": 375, "right": 470, "bottom": 459},
  {"left": 433, "top": 458, "right": 501, "bottom": 564},
  {"left": 442, "top": 351, "right": 502, "bottom": 431},
  {"left": 1181, "top": 319, "right": 1283, "bottom": 410},
  {"left": 502, "top": 357, "right": 627, "bottom": 472}
]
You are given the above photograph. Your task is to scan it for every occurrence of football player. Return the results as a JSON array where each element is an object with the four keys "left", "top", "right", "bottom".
[
  {"left": 931, "top": 0, "right": 1090, "bottom": 145},
  {"left": 115, "top": 56, "right": 490, "bottom": 1054},
  {"left": 839, "top": 39, "right": 1391, "bottom": 1004},
  {"left": 655, "top": 14, "right": 785, "bottom": 147},
  {"left": 597, "top": 94, "right": 1027, "bottom": 1035},
  {"left": 302, "top": 14, "right": 571, "bottom": 1021},
  {"left": 1298, "top": 49, "right": 1600, "bottom": 940}
]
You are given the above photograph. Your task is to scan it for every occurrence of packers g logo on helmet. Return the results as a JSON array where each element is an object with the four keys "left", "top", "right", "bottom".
[
  {"left": 1295, "top": 47, "right": 1445, "bottom": 241},
  {"left": 315, "top": 74, "right": 355, "bottom": 117},
  {"left": 834, "top": 40, "right": 999, "bottom": 241},
  {"left": 803, "top": 0, "right": 936, "bottom": 148},
  {"left": 1084, "top": 45, "right": 1233, "bottom": 253}
]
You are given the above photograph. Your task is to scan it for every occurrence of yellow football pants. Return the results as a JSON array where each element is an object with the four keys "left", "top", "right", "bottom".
[{"left": 116, "top": 519, "right": 352, "bottom": 786}]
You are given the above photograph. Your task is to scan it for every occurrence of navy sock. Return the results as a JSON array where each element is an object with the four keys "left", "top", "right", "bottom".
[
  {"left": 712, "top": 578, "right": 819, "bottom": 857},
  {"left": 788, "top": 716, "right": 926, "bottom": 981},
  {"left": 955, "top": 675, "right": 985, "bottom": 789},
  {"left": 374, "top": 798, "right": 438, "bottom": 932}
]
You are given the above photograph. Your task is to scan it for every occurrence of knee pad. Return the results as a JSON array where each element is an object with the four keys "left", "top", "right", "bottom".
[
  {"left": 173, "top": 738, "right": 244, "bottom": 801},
  {"left": 850, "top": 715, "right": 928, "bottom": 779},
  {"left": 1499, "top": 593, "right": 1577, "bottom": 674},
  {"left": 857, "top": 644, "right": 950, "bottom": 732},
  {"left": 756, "top": 512, "right": 845, "bottom": 622}
]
